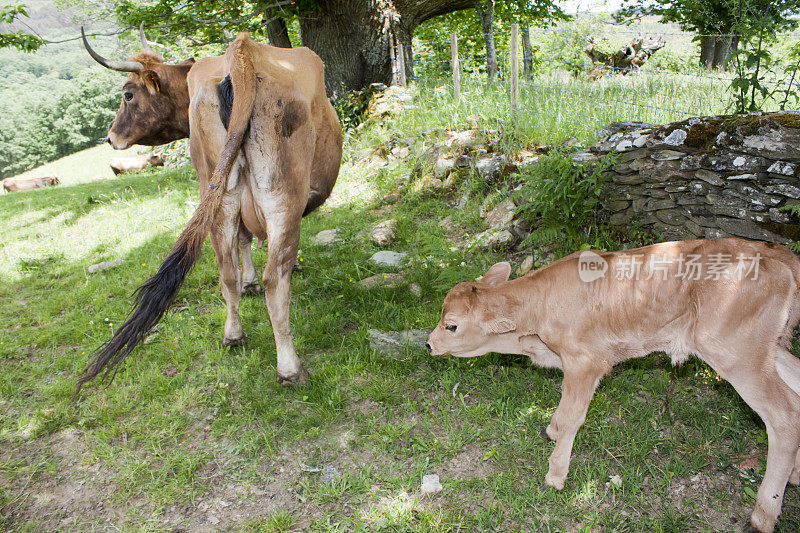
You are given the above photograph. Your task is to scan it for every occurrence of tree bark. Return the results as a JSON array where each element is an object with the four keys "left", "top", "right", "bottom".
[
  {"left": 699, "top": 36, "right": 716, "bottom": 69},
  {"left": 475, "top": 1, "right": 498, "bottom": 82},
  {"left": 712, "top": 34, "right": 738, "bottom": 69},
  {"left": 265, "top": 8, "right": 293, "bottom": 48},
  {"left": 521, "top": 25, "right": 534, "bottom": 79},
  {"left": 298, "top": 0, "right": 473, "bottom": 95}
]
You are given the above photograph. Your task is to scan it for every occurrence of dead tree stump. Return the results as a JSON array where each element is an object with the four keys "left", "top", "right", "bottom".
[{"left": 585, "top": 36, "right": 666, "bottom": 79}]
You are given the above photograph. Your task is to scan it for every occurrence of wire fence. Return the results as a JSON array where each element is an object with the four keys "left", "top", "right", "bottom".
[{"left": 407, "top": 23, "right": 800, "bottom": 120}]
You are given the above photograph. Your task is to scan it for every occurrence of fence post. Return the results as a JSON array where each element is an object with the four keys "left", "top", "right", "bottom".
[
  {"left": 450, "top": 32, "right": 460, "bottom": 103},
  {"left": 397, "top": 37, "right": 407, "bottom": 87},
  {"left": 510, "top": 23, "right": 519, "bottom": 118}
]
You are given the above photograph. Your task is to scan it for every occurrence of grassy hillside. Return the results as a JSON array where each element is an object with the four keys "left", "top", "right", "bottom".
[{"left": 2, "top": 77, "right": 799, "bottom": 531}]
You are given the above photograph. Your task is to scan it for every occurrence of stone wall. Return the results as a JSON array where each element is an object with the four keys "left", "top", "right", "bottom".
[{"left": 594, "top": 112, "right": 800, "bottom": 243}]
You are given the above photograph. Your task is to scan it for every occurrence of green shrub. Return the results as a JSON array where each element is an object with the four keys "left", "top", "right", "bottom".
[{"left": 511, "top": 149, "right": 617, "bottom": 249}]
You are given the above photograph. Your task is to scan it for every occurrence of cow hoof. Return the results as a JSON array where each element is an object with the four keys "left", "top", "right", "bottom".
[
  {"left": 544, "top": 473, "right": 565, "bottom": 491},
  {"left": 540, "top": 426, "right": 554, "bottom": 441},
  {"left": 277, "top": 367, "right": 310, "bottom": 387},
  {"left": 223, "top": 335, "right": 246, "bottom": 347},
  {"left": 241, "top": 282, "right": 262, "bottom": 296}
]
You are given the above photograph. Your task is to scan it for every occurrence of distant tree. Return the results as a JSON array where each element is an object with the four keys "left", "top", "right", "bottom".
[
  {"left": 0, "top": 3, "right": 43, "bottom": 51},
  {"left": 615, "top": 0, "right": 800, "bottom": 69}
]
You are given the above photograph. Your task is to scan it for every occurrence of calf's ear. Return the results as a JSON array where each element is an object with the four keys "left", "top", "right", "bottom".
[{"left": 481, "top": 262, "right": 512, "bottom": 286}]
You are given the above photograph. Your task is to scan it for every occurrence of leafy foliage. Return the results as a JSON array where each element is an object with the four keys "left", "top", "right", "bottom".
[
  {"left": 0, "top": 3, "right": 43, "bottom": 51},
  {"left": 511, "top": 150, "right": 617, "bottom": 249}
]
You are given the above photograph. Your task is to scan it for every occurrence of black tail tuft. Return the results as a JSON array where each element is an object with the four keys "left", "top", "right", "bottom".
[{"left": 75, "top": 237, "right": 202, "bottom": 395}]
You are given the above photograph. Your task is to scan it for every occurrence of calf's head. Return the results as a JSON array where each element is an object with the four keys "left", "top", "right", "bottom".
[
  {"left": 82, "top": 27, "right": 194, "bottom": 149},
  {"left": 427, "top": 262, "right": 519, "bottom": 358}
]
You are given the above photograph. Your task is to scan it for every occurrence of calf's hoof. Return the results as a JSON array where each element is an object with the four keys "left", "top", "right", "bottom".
[
  {"left": 541, "top": 426, "right": 555, "bottom": 442},
  {"left": 223, "top": 335, "right": 246, "bottom": 347},
  {"left": 241, "top": 282, "right": 262, "bottom": 296},
  {"left": 544, "top": 472, "right": 565, "bottom": 491},
  {"left": 277, "top": 367, "right": 310, "bottom": 388},
  {"left": 750, "top": 506, "right": 776, "bottom": 533}
]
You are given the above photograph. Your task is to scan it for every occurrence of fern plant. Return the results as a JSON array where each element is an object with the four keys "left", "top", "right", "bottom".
[{"left": 511, "top": 149, "right": 617, "bottom": 251}]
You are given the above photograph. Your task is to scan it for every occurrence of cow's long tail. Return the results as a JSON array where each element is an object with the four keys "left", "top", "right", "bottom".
[{"left": 75, "top": 34, "right": 257, "bottom": 395}]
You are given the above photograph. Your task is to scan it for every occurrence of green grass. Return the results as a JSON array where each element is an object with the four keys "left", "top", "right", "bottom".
[
  {"left": 1, "top": 143, "right": 145, "bottom": 192},
  {"left": 1, "top": 78, "right": 799, "bottom": 531}
]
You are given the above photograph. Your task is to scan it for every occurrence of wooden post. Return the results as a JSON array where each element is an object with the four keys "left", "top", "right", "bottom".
[
  {"left": 450, "top": 32, "right": 460, "bottom": 102},
  {"left": 510, "top": 23, "right": 519, "bottom": 118},
  {"left": 397, "top": 37, "right": 407, "bottom": 87}
]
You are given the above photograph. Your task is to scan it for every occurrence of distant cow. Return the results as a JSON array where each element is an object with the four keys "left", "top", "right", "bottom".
[
  {"left": 109, "top": 153, "right": 164, "bottom": 175},
  {"left": 2, "top": 175, "right": 60, "bottom": 192}
]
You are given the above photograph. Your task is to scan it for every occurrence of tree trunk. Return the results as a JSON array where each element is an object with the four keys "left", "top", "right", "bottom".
[
  {"left": 521, "top": 25, "right": 534, "bottom": 79},
  {"left": 475, "top": 1, "right": 498, "bottom": 82},
  {"left": 265, "top": 8, "right": 293, "bottom": 48},
  {"left": 712, "top": 35, "right": 733, "bottom": 69},
  {"left": 699, "top": 36, "right": 716, "bottom": 69},
  {"left": 298, "top": 0, "right": 473, "bottom": 95}
]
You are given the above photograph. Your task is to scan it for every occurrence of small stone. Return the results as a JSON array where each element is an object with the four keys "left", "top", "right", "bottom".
[
  {"left": 518, "top": 255, "right": 534, "bottom": 276},
  {"left": 483, "top": 200, "right": 516, "bottom": 229},
  {"left": 469, "top": 229, "right": 514, "bottom": 250},
  {"left": 409, "top": 283, "right": 422, "bottom": 297},
  {"left": 767, "top": 161, "right": 797, "bottom": 176},
  {"left": 419, "top": 176, "right": 443, "bottom": 192},
  {"left": 609, "top": 475, "right": 623, "bottom": 488},
  {"left": 358, "top": 273, "right": 405, "bottom": 289},
  {"left": 313, "top": 229, "right": 342, "bottom": 246},
  {"left": 382, "top": 192, "right": 401, "bottom": 205},
  {"left": 694, "top": 169, "right": 724, "bottom": 186},
  {"left": 321, "top": 464, "right": 341, "bottom": 483},
  {"left": 368, "top": 220, "right": 397, "bottom": 245},
  {"left": 368, "top": 329, "right": 432, "bottom": 356},
  {"left": 662, "top": 129, "right": 687, "bottom": 146},
  {"left": 652, "top": 149, "right": 685, "bottom": 161},
  {"left": 434, "top": 157, "right": 455, "bottom": 179},
  {"left": 475, "top": 154, "right": 507, "bottom": 180},
  {"left": 421, "top": 474, "right": 443, "bottom": 495},
  {"left": 88, "top": 260, "right": 122, "bottom": 274},
  {"left": 207, "top": 514, "right": 220, "bottom": 525},
  {"left": 369, "top": 251, "right": 407, "bottom": 267}
]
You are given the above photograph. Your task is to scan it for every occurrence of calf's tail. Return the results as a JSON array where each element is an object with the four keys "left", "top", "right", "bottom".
[{"left": 75, "top": 34, "right": 258, "bottom": 394}]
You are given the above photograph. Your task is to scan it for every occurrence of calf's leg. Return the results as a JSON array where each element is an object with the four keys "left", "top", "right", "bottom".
[
  {"left": 544, "top": 362, "right": 605, "bottom": 490},
  {"left": 709, "top": 350, "right": 800, "bottom": 533}
]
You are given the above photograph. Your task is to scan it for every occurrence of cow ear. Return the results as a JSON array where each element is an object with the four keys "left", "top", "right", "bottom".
[
  {"left": 481, "top": 262, "right": 512, "bottom": 286},
  {"left": 142, "top": 70, "right": 161, "bottom": 93}
]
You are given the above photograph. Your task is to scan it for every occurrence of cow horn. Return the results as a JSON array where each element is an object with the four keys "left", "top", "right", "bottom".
[
  {"left": 139, "top": 22, "right": 154, "bottom": 53},
  {"left": 81, "top": 27, "right": 144, "bottom": 72}
]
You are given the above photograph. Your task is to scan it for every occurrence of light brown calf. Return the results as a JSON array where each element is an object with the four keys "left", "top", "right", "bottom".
[
  {"left": 109, "top": 153, "right": 164, "bottom": 175},
  {"left": 2, "top": 175, "right": 60, "bottom": 192},
  {"left": 428, "top": 238, "right": 800, "bottom": 532}
]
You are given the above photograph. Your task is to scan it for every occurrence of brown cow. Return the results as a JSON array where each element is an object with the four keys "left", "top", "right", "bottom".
[
  {"left": 110, "top": 153, "right": 164, "bottom": 175},
  {"left": 2, "top": 175, "right": 60, "bottom": 192},
  {"left": 428, "top": 238, "right": 800, "bottom": 533},
  {"left": 77, "top": 28, "right": 341, "bottom": 390}
]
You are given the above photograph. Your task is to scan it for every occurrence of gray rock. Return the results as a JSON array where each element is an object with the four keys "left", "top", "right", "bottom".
[
  {"left": 662, "top": 129, "right": 687, "bottom": 146},
  {"left": 518, "top": 255, "right": 534, "bottom": 276},
  {"left": 769, "top": 207, "right": 794, "bottom": 224},
  {"left": 484, "top": 200, "right": 516, "bottom": 229},
  {"left": 321, "top": 464, "right": 342, "bottom": 483},
  {"left": 717, "top": 218, "right": 790, "bottom": 243},
  {"left": 767, "top": 161, "right": 797, "bottom": 176},
  {"left": 469, "top": 229, "right": 515, "bottom": 250},
  {"left": 764, "top": 183, "right": 800, "bottom": 199},
  {"left": 368, "top": 329, "right": 432, "bottom": 356},
  {"left": 421, "top": 474, "right": 443, "bottom": 495},
  {"left": 313, "top": 229, "right": 342, "bottom": 246},
  {"left": 369, "top": 251, "right": 407, "bottom": 267},
  {"left": 368, "top": 220, "right": 397, "bottom": 246},
  {"left": 694, "top": 169, "right": 724, "bottom": 186},
  {"left": 652, "top": 149, "right": 685, "bottom": 161},
  {"left": 88, "top": 260, "right": 122, "bottom": 274},
  {"left": 359, "top": 273, "right": 405, "bottom": 289},
  {"left": 409, "top": 283, "right": 422, "bottom": 297},
  {"left": 434, "top": 157, "right": 455, "bottom": 179},
  {"left": 475, "top": 154, "right": 507, "bottom": 180}
]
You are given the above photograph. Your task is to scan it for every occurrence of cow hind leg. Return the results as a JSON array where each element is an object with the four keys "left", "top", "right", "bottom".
[
  {"left": 239, "top": 223, "right": 262, "bottom": 295},
  {"left": 262, "top": 206, "right": 308, "bottom": 386},
  {"left": 210, "top": 200, "right": 246, "bottom": 346}
]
